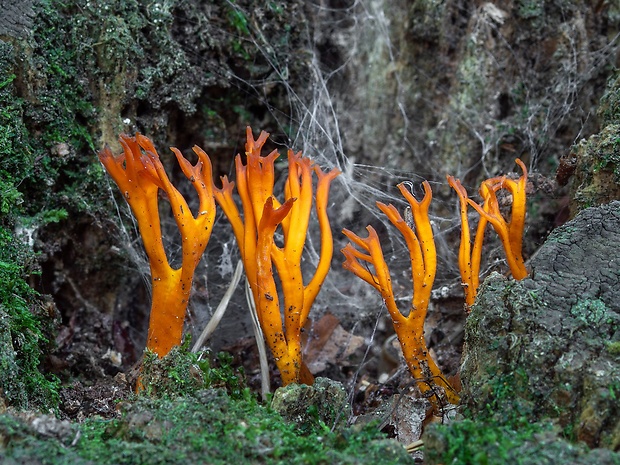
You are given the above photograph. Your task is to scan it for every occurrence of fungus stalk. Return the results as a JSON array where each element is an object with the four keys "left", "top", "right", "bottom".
[
  {"left": 342, "top": 182, "right": 460, "bottom": 407},
  {"left": 99, "top": 134, "right": 216, "bottom": 357}
]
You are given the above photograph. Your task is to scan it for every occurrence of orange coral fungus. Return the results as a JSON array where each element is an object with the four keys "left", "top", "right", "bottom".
[
  {"left": 214, "top": 127, "right": 340, "bottom": 385},
  {"left": 99, "top": 134, "right": 216, "bottom": 357},
  {"left": 342, "top": 182, "right": 460, "bottom": 407},
  {"left": 445, "top": 176, "right": 487, "bottom": 308},
  {"left": 447, "top": 158, "right": 528, "bottom": 308}
]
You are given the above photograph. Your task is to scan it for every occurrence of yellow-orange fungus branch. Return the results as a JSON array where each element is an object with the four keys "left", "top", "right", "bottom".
[
  {"left": 214, "top": 127, "right": 340, "bottom": 385},
  {"left": 448, "top": 158, "right": 528, "bottom": 308},
  {"left": 446, "top": 176, "right": 487, "bottom": 308},
  {"left": 342, "top": 182, "right": 460, "bottom": 407},
  {"left": 98, "top": 134, "right": 216, "bottom": 358}
]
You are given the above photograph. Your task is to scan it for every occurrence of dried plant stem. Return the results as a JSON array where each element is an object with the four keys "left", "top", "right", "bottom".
[{"left": 191, "top": 260, "right": 244, "bottom": 353}]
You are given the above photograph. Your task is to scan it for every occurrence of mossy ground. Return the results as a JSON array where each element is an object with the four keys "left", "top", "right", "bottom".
[
  {"left": 0, "top": 346, "right": 412, "bottom": 465},
  {"left": 0, "top": 394, "right": 410, "bottom": 465},
  {"left": 423, "top": 419, "right": 620, "bottom": 465},
  {"left": 0, "top": 30, "right": 67, "bottom": 413}
]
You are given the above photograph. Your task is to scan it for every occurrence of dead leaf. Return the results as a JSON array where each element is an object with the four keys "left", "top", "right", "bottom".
[{"left": 303, "top": 312, "right": 365, "bottom": 373}]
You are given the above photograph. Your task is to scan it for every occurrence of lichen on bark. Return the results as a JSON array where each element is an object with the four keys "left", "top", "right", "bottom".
[{"left": 461, "top": 201, "right": 620, "bottom": 450}]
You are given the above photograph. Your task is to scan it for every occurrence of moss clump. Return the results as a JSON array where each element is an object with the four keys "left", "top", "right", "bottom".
[
  {"left": 73, "top": 393, "right": 411, "bottom": 465},
  {"left": 568, "top": 71, "right": 620, "bottom": 215},
  {"left": 424, "top": 419, "right": 542, "bottom": 465},
  {"left": 0, "top": 349, "right": 412, "bottom": 465},
  {"left": 423, "top": 366, "right": 620, "bottom": 464},
  {"left": 0, "top": 227, "right": 59, "bottom": 411},
  {"left": 0, "top": 14, "right": 107, "bottom": 221},
  {"left": 569, "top": 123, "right": 620, "bottom": 214},
  {"left": 607, "top": 341, "right": 620, "bottom": 356},
  {"left": 271, "top": 377, "right": 351, "bottom": 434},
  {"left": 598, "top": 72, "right": 620, "bottom": 126},
  {"left": 139, "top": 342, "right": 246, "bottom": 400},
  {"left": 424, "top": 419, "right": 620, "bottom": 465},
  {"left": 570, "top": 299, "right": 619, "bottom": 338},
  {"left": 0, "top": 41, "right": 35, "bottom": 219},
  {"left": 0, "top": 39, "right": 61, "bottom": 412}
]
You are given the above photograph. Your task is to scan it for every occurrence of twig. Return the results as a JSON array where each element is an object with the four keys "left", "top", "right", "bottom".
[
  {"left": 246, "top": 279, "right": 270, "bottom": 399},
  {"left": 191, "top": 260, "right": 243, "bottom": 353}
]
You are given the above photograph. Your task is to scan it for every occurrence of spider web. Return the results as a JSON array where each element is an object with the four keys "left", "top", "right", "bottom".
[{"left": 104, "top": 0, "right": 620, "bottom": 385}]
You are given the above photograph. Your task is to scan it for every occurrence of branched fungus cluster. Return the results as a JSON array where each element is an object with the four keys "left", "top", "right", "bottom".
[
  {"left": 213, "top": 128, "right": 340, "bottom": 385},
  {"left": 99, "top": 134, "right": 216, "bottom": 358},
  {"left": 100, "top": 128, "right": 339, "bottom": 386},
  {"left": 100, "top": 128, "right": 528, "bottom": 409}
]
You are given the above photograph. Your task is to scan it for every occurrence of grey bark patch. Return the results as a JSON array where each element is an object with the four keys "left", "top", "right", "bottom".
[
  {"left": 461, "top": 201, "right": 620, "bottom": 450},
  {"left": 0, "top": 1, "right": 37, "bottom": 38}
]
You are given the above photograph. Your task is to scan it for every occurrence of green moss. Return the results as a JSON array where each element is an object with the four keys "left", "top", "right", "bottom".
[
  {"left": 271, "top": 378, "right": 351, "bottom": 435},
  {"left": 87, "top": 394, "right": 407, "bottom": 464},
  {"left": 0, "top": 45, "right": 60, "bottom": 410},
  {"left": 0, "top": 10, "right": 106, "bottom": 221},
  {"left": 464, "top": 367, "right": 538, "bottom": 428},
  {"left": 423, "top": 418, "right": 620, "bottom": 465},
  {"left": 569, "top": 122, "right": 620, "bottom": 214},
  {"left": 0, "top": 345, "right": 413, "bottom": 463},
  {"left": 425, "top": 368, "right": 619, "bottom": 464},
  {"left": 607, "top": 341, "right": 620, "bottom": 356},
  {"left": 0, "top": 227, "right": 59, "bottom": 411},
  {"left": 574, "top": 81, "right": 620, "bottom": 192},
  {"left": 424, "top": 419, "right": 545, "bottom": 465},
  {"left": 0, "top": 384, "right": 411, "bottom": 464},
  {"left": 570, "top": 299, "right": 619, "bottom": 338},
  {"left": 30, "top": 2, "right": 96, "bottom": 151},
  {"left": 0, "top": 43, "right": 34, "bottom": 220},
  {"left": 588, "top": 124, "right": 620, "bottom": 181},
  {"left": 139, "top": 341, "right": 246, "bottom": 400},
  {"left": 226, "top": 2, "right": 251, "bottom": 36},
  {"left": 598, "top": 72, "right": 620, "bottom": 126}
]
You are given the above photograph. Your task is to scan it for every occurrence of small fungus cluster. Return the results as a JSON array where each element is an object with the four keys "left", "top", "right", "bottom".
[
  {"left": 341, "top": 159, "right": 528, "bottom": 406},
  {"left": 446, "top": 159, "right": 528, "bottom": 307},
  {"left": 213, "top": 128, "right": 340, "bottom": 385},
  {"left": 342, "top": 181, "right": 460, "bottom": 406}
]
